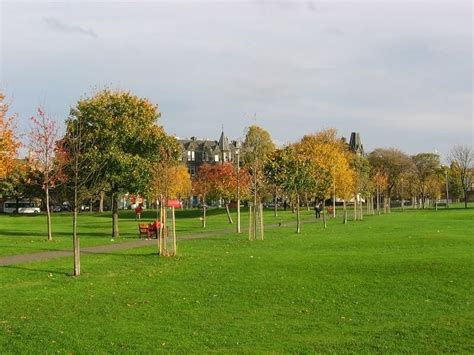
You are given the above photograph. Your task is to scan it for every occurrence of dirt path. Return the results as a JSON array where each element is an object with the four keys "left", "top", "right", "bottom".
[{"left": 0, "top": 217, "right": 319, "bottom": 266}]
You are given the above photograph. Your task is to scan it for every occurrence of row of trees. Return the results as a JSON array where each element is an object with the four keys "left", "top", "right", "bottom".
[{"left": 1, "top": 88, "right": 473, "bottom": 272}]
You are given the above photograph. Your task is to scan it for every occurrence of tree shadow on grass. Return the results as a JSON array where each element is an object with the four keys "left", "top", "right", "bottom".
[{"left": 2, "top": 264, "right": 70, "bottom": 276}]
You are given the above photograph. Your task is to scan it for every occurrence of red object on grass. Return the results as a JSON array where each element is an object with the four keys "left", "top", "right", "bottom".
[{"left": 166, "top": 200, "right": 182, "bottom": 208}]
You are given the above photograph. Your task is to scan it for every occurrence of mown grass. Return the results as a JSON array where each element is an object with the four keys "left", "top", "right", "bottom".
[{"left": 0, "top": 207, "right": 472, "bottom": 353}]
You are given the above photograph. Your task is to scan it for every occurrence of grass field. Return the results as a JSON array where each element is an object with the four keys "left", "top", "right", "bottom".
[{"left": 0, "top": 206, "right": 473, "bottom": 353}]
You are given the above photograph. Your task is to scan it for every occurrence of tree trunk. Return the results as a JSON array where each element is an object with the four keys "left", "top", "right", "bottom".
[
  {"left": 72, "top": 206, "right": 80, "bottom": 276},
  {"left": 99, "top": 191, "right": 104, "bottom": 213},
  {"left": 45, "top": 185, "right": 52, "bottom": 241},
  {"left": 89, "top": 199, "right": 93, "bottom": 213},
  {"left": 274, "top": 193, "right": 278, "bottom": 217},
  {"left": 249, "top": 203, "right": 253, "bottom": 240},
  {"left": 296, "top": 194, "right": 301, "bottom": 234},
  {"left": 332, "top": 184, "right": 336, "bottom": 218},
  {"left": 225, "top": 202, "right": 233, "bottom": 224},
  {"left": 353, "top": 195, "right": 357, "bottom": 221},
  {"left": 359, "top": 200, "right": 363, "bottom": 220},
  {"left": 111, "top": 193, "right": 119, "bottom": 238},
  {"left": 259, "top": 203, "right": 264, "bottom": 240},
  {"left": 343, "top": 200, "right": 347, "bottom": 224},
  {"left": 202, "top": 204, "right": 206, "bottom": 228},
  {"left": 237, "top": 196, "right": 241, "bottom": 233},
  {"left": 322, "top": 204, "right": 327, "bottom": 229}
]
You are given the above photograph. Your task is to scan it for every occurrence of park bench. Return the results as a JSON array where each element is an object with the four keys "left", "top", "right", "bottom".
[{"left": 138, "top": 221, "right": 161, "bottom": 239}]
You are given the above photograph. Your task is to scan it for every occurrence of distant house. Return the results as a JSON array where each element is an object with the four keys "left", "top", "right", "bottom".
[{"left": 178, "top": 131, "right": 240, "bottom": 176}]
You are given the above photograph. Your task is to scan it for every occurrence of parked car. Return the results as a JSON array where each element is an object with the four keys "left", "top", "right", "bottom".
[{"left": 3, "top": 201, "right": 40, "bottom": 214}]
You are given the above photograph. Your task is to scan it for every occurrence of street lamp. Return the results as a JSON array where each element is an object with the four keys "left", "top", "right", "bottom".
[{"left": 235, "top": 142, "right": 241, "bottom": 233}]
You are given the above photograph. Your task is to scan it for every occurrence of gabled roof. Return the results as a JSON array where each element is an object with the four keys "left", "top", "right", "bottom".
[{"left": 218, "top": 131, "right": 230, "bottom": 151}]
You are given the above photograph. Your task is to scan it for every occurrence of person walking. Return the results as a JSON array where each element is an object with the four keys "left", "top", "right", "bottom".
[
  {"left": 135, "top": 204, "right": 143, "bottom": 220},
  {"left": 314, "top": 203, "right": 321, "bottom": 219}
]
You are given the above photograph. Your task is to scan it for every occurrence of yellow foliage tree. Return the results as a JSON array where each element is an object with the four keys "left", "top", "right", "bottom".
[
  {"left": 0, "top": 92, "right": 20, "bottom": 178},
  {"left": 297, "top": 129, "right": 354, "bottom": 218}
]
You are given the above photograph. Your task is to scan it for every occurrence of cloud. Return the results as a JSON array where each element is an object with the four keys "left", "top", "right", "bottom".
[{"left": 43, "top": 17, "right": 97, "bottom": 38}]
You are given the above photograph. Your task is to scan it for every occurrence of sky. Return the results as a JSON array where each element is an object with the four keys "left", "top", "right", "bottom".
[{"left": 0, "top": 0, "right": 472, "bottom": 160}]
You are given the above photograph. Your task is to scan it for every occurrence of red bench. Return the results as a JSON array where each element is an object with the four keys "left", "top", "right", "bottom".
[{"left": 138, "top": 221, "right": 161, "bottom": 239}]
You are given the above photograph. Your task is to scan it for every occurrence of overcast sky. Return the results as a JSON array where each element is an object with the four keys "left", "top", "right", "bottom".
[{"left": 1, "top": 0, "right": 472, "bottom": 159}]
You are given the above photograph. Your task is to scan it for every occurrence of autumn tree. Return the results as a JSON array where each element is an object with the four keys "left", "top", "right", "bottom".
[
  {"left": 265, "top": 145, "right": 322, "bottom": 233},
  {"left": 65, "top": 89, "right": 177, "bottom": 239},
  {"left": 0, "top": 159, "right": 32, "bottom": 209},
  {"left": 28, "top": 107, "right": 59, "bottom": 241},
  {"left": 368, "top": 148, "right": 413, "bottom": 212},
  {"left": 192, "top": 163, "right": 213, "bottom": 228},
  {"left": 242, "top": 125, "right": 275, "bottom": 240},
  {"left": 0, "top": 92, "right": 20, "bottom": 178},
  {"left": 297, "top": 129, "right": 353, "bottom": 219},
  {"left": 411, "top": 153, "right": 441, "bottom": 208},
  {"left": 449, "top": 145, "right": 473, "bottom": 208}
]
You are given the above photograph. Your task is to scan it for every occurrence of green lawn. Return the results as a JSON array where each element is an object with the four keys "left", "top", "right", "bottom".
[{"left": 0, "top": 207, "right": 473, "bottom": 353}]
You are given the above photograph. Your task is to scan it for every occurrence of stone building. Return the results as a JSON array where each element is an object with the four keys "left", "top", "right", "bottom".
[
  {"left": 348, "top": 132, "right": 364, "bottom": 156},
  {"left": 178, "top": 131, "right": 240, "bottom": 176}
]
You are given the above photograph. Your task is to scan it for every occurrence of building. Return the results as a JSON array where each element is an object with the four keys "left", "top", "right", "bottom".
[
  {"left": 178, "top": 131, "right": 240, "bottom": 176},
  {"left": 348, "top": 132, "right": 364, "bottom": 156}
]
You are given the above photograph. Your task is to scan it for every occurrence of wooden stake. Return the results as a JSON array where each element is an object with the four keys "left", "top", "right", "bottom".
[
  {"left": 172, "top": 206, "right": 177, "bottom": 255},
  {"left": 248, "top": 203, "right": 253, "bottom": 240}
]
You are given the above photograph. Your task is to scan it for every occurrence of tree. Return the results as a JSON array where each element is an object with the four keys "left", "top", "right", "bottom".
[
  {"left": 297, "top": 129, "right": 353, "bottom": 219},
  {"left": 265, "top": 145, "right": 321, "bottom": 233},
  {"left": 368, "top": 148, "right": 413, "bottom": 212},
  {"left": 28, "top": 107, "right": 59, "bottom": 241},
  {"left": 0, "top": 92, "right": 20, "bottom": 179},
  {"left": 192, "top": 163, "right": 213, "bottom": 228},
  {"left": 411, "top": 153, "right": 441, "bottom": 208},
  {"left": 449, "top": 145, "right": 473, "bottom": 208},
  {"left": 242, "top": 125, "right": 276, "bottom": 240},
  {"left": 59, "top": 114, "right": 105, "bottom": 276},
  {"left": 0, "top": 159, "right": 32, "bottom": 209},
  {"left": 65, "top": 89, "right": 178, "bottom": 238}
]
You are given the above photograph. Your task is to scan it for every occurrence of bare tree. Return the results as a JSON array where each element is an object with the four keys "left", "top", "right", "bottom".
[
  {"left": 449, "top": 145, "right": 473, "bottom": 208},
  {"left": 28, "top": 107, "right": 58, "bottom": 241}
]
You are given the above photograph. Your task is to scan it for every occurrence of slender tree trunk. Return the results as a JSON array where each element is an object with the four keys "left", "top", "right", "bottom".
[
  {"left": 112, "top": 192, "right": 119, "bottom": 238},
  {"left": 237, "top": 197, "right": 241, "bottom": 233},
  {"left": 225, "top": 202, "right": 233, "bottom": 224},
  {"left": 248, "top": 203, "right": 253, "bottom": 240},
  {"left": 72, "top": 207, "right": 80, "bottom": 276},
  {"left": 45, "top": 185, "right": 52, "bottom": 241},
  {"left": 353, "top": 195, "right": 357, "bottom": 221},
  {"left": 73, "top": 179, "right": 80, "bottom": 276},
  {"left": 202, "top": 204, "right": 206, "bottom": 228},
  {"left": 343, "top": 200, "right": 347, "bottom": 224},
  {"left": 296, "top": 194, "right": 301, "bottom": 234},
  {"left": 99, "top": 191, "right": 104, "bottom": 213},
  {"left": 376, "top": 186, "right": 380, "bottom": 215},
  {"left": 359, "top": 200, "right": 363, "bottom": 220},
  {"left": 332, "top": 183, "right": 336, "bottom": 218},
  {"left": 274, "top": 193, "right": 278, "bottom": 217},
  {"left": 89, "top": 199, "right": 93, "bottom": 213},
  {"left": 322, "top": 203, "right": 327, "bottom": 229},
  {"left": 259, "top": 203, "right": 264, "bottom": 240}
]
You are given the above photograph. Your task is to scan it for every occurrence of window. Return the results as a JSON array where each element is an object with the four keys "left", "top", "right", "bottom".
[
  {"left": 214, "top": 154, "right": 219, "bottom": 162},
  {"left": 187, "top": 151, "right": 195, "bottom": 161}
]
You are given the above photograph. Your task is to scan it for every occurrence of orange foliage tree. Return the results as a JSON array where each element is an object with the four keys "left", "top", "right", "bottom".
[{"left": 0, "top": 92, "right": 20, "bottom": 178}]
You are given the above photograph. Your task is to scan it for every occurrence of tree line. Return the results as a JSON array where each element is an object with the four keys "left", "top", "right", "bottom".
[{"left": 0, "top": 89, "right": 473, "bottom": 274}]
